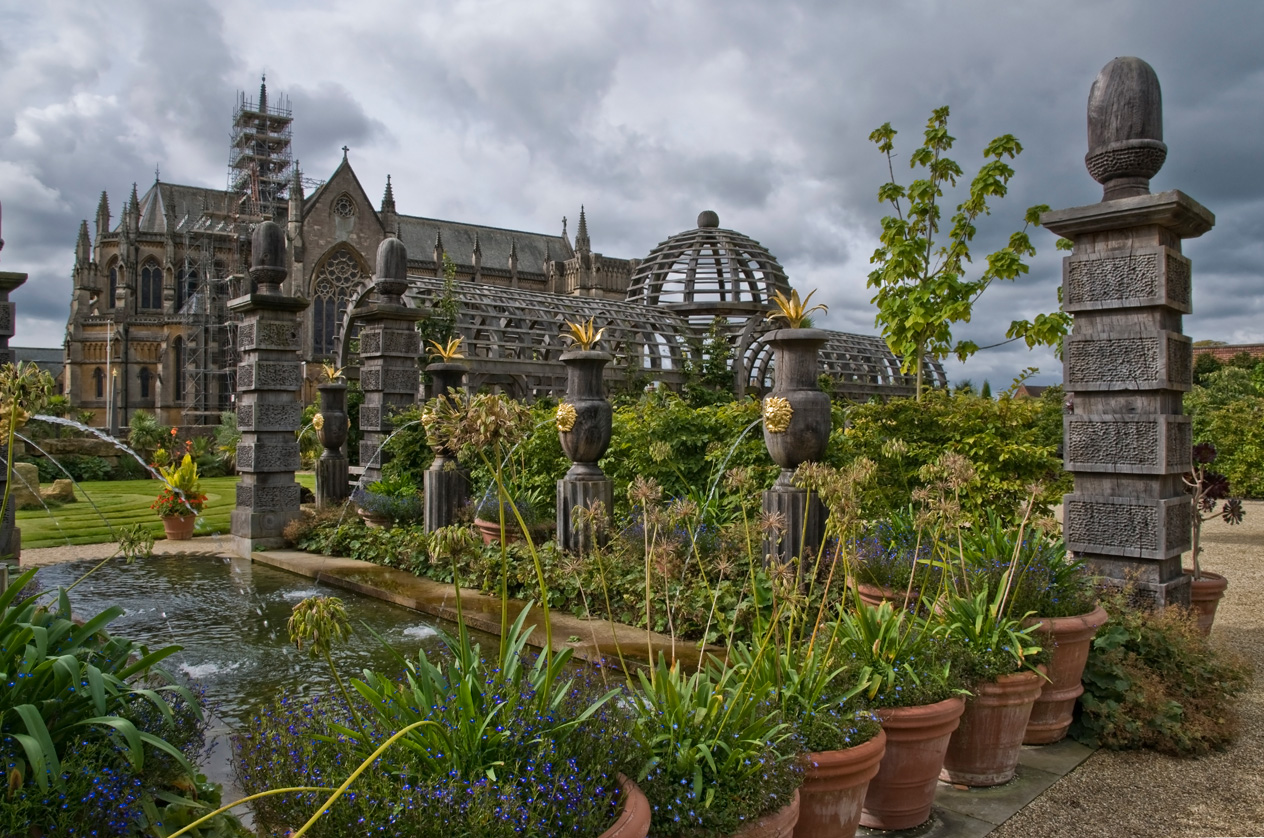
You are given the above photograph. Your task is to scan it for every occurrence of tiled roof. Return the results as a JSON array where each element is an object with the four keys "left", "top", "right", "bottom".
[
  {"left": 129, "top": 183, "right": 238, "bottom": 235},
  {"left": 397, "top": 215, "right": 571, "bottom": 274}
]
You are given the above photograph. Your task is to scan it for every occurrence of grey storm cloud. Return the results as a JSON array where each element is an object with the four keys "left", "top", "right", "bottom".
[{"left": 1, "top": 0, "right": 1262, "bottom": 389}]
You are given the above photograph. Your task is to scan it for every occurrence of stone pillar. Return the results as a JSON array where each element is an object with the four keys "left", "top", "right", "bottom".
[
  {"left": 314, "top": 381, "right": 349, "bottom": 507},
  {"left": 423, "top": 361, "right": 469, "bottom": 532},
  {"left": 351, "top": 238, "right": 424, "bottom": 485},
  {"left": 761, "top": 328, "right": 830, "bottom": 567},
  {"left": 0, "top": 249, "right": 28, "bottom": 562},
  {"left": 1042, "top": 57, "right": 1213, "bottom": 606},
  {"left": 228, "top": 221, "right": 309, "bottom": 556},
  {"left": 557, "top": 350, "right": 614, "bottom": 553}
]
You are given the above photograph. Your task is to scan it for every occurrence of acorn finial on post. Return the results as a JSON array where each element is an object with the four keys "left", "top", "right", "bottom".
[{"left": 1085, "top": 57, "right": 1167, "bottom": 201}]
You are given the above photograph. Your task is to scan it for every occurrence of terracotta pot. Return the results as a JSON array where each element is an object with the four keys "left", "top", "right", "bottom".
[
  {"left": 161, "top": 514, "right": 196, "bottom": 541},
  {"left": 356, "top": 507, "right": 392, "bottom": 530},
  {"left": 601, "top": 774, "right": 651, "bottom": 838},
  {"left": 733, "top": 790, "right": 800, "bottom": 838},
  {"left": 794, "top": 729, "right": 886, "bottom": 838},
  {"left": 474, "top": 517, "right": 523, "bottom": 545},
  {"left": 1185, "top": 569, "right": 1228, "bottom": 636},
  {"left": 850, "top": 579, "right": 918, "bottom": 611},
  {"left": 860, "top": 697, "right": 964, "bottom": 831},
  {"left": 940, "top": 667, "right": 1046, "bottom": 787},
  {"left": 1023, "top": 604, "right": 1109, "bottom": 744}
]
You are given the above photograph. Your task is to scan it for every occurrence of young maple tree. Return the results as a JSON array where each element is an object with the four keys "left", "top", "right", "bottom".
[{"left": 867, "top": 107, "right": 1070, "bottom": 399}]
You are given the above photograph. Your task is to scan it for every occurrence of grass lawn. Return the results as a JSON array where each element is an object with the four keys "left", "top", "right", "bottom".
[{"left": 15, "top": 474, "right": 316, "bottom": 549}]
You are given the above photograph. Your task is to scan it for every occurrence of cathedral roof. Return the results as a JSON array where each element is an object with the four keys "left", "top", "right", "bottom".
[
  {"left": 128, "top": 182, "right": 237, "bottom": 235},
  {"left": 397, "top": 215, "right": 571, "bottom": 274}
]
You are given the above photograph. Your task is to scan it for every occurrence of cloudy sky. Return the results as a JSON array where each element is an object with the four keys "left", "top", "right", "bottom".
[{"left": 2, "top": 0, "right": 1261, "bottom": 388}]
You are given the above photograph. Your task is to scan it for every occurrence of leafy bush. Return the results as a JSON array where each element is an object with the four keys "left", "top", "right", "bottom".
[
  {"left": 832, "top": 391, "right": 1067, "bottom": 523},
  {"left": 29, "top": 453, "right": 114, "bottom": 483},
  {"left": 351, "top": 475, "right": 424, "bottom": 524},
  {"left": 1073, "top": 589, "right": 1252, "bottom": 755},
  {"left": 1185, "top": 364, "right": 1264, "bottom": 498}
]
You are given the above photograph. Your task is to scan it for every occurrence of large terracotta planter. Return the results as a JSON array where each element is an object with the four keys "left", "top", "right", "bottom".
[
  {"left": 602, "top": 774, "right": 651, "bottom": 838},
  {"left": 733, "top": 790, "right": 800, "bottom": 838},
  {"left": 850, "top": 579, "right": 918, "bottom": 611},
  {"left": 161, "top": 514, "right": 196, "bottom": 541},
  {"left": 794, "top": 729, "right": 886, "bottom": 838},
  {"left": 1023, "top": 604, "right": 1109, "bottom": 744},
  {"left": 860, "top": 697, "right": 964, "bottom": 831},
  {"left": 474, "top": 517, "right": 523, "bottom": 545},
  {"left": 1185, "top": 569, "right": 1228, "bottom": 636},
  {"left": 941, "top": 667, "right": 1045, "bottom": 787}
]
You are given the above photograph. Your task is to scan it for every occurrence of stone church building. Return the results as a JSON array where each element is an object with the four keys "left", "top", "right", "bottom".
[{"left": 62, "top": 79, "right": 932, "bottom": 432}]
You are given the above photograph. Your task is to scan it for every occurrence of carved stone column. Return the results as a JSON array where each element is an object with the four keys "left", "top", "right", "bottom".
[
  {"left": 761, "top": 328, "right": 830, "bottom": 567},
  {"left": 1042, "top": 57, "right": 1213, "bottom": 606},
  {"left": 0, "top": 240, "right": 29, "bottom": 562},
  {"left": 314, "top": 381, "right": 349, "bottom": 507},
  {"left": 423, "top": 361, "right": 469, "bottom": 532},
  {"left": 557, "top": 350, "right": 614, "bottom": 553},
  {"left": 351, "top": 238, "right": 424, "bottom": 485},
  {"left": 228, "top": 221, "right": 309, "bottom": 555}
]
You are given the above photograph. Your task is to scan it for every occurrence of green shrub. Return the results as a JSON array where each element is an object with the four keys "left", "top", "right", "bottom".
[
  {"left": 831, "top": 391, "right": 1067, "bottom": 523},
  {"left": 1073, "top": 589, "right": 1252, "bottom": 755},
  {"left": 1185, "top": 364, "right": 1264, "bottom": 498}
]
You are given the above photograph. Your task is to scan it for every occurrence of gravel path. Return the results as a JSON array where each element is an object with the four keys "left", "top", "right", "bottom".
[{"left": 991, "top": 500, "right": 1264, "bottom": 838}]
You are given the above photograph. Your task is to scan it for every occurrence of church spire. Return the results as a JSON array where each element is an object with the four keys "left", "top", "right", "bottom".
[
  {"left": 127, "top": 183, "right": 140, "bottom": 233},
  {"left": 471, "top": 232, "right": 482, "bottom": 281},
  {"left": 575, "top": 205, "right": 590, "bottom": 254},
  {"left": 433, "top": 229, "right": 445, "bottom": 270},
  {"left": 258, "top": 74, "right": 268, "bottom": 112},
  {"left": 95, "top": 191, "right": 111, "bottom": 239},
  {"left": 75, "top": 220, "right": 91, "bottom": 266},
  {"left": 380, "top": 174, "right": 396, "bottom": 214},
  {"left": 509, "top": 238, "right": 519, "bottom": 286},
  {"left": 291, "top": 160, "right": 304, "bottom": 201}
]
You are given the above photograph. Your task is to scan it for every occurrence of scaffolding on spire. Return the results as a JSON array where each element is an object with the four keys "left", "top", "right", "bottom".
[{"left": 228, "top": 79, "right": 293, "bottom": 219}]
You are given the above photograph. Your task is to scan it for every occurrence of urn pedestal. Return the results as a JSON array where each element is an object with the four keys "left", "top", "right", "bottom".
[
  {"left": 557, "top": 350, "right": 613, "bottom": 553},
  {"left": 314, "top": 382, "right": 349, "bottom": 508},
  {"left": 424, "top": 362, "right": 469, "bottom": 533},
  {"left": 761, "top": 328, "right": 830, "bottom": 566}
]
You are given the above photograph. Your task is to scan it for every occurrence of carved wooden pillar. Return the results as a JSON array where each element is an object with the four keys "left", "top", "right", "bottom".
[
  {"left": 1042, "top": 57, "right": 1214, "bottom": 606},
  {"left": 0, "top": 222, "right": 28, "bottom": 561},
  {"left": 351, "top": 238, "right": 424, "bottom": 486},
  {"left": 229, "top": 221, "right": 309, "bottom": 555}
]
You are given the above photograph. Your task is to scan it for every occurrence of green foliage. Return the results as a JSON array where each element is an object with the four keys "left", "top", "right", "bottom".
[
  {"left": 28, "top": 453, "right": 113, "bottom": 483},
  {"left": 1074, "top": 590, "right": 1252, "bottom": 755},
  {"left": 631, "top": 656, "right": 801, "bottom": 838},
  {"left": 0, "top": 569, "right": 243, "bottom": 836},
  {"left": 866, "top": 107, "right": 1067, "bottom": 399},
  {"left": 681, "top": 317, "right": 736, "bottom": 406},
  {"left": 832, "top": 598, "right": 955, "bottom": 708},
  {"left": 126, "top": 410, "right": 170, "bottom": 464},
  {"left": 602, "top": 392, "right": 772, "bottom": 521},
  {"left": 346, "top": 380, "right": 364, "bottom": 466},
  {"left": 932, "top": 574, "right": 1044, "bottom": 688},
  {"left": 380, "top": 404, "right": 436, "bottom": 487},
  {"left": 1185, "top": 363, "right": 1264, "bottom": 498},
  {"left": 832, "top": 392, "right": 1067, "bottom": 522},
  {"left": 213, "top": 410, "right": 240, "bottom": 474}
]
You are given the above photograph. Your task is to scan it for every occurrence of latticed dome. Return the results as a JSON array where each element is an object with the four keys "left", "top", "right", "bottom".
[{"left": 626, "top": 210, "right": 791, "bottom": 319}]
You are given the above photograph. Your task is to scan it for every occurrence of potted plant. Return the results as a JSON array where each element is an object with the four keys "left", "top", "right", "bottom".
[
  {"left": 931, "top": 573, "right": 1046, "bottom": 787},
  {"left": 1184, "top": 442, "right": 1246, "bottom": 634},
  {"left": 630, "top": 655, "right": 803, "bottom": 838},
  {"left": 351, "top": 474, "right": 422, "bottom": 528},
  {"left": 151, "top": 453, "right": 207, "bottom": 540},
  {"left": 472, "top": 489, "right": 542, "bottom": 545},
  {"left": 833, "top": 598, "right": 962, "bottom": 831},
  {"left": 852, "top": 507, "right": 936, "bottom": 609}
]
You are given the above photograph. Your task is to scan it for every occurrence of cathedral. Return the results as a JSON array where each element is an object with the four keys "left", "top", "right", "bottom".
[{"left": 61, "top": 79, "right": 934, "bottom": 433}]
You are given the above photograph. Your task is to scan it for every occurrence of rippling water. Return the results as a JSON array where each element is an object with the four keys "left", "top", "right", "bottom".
[{"left": 33, "top": 554, "right": 485, "bottom": 727}]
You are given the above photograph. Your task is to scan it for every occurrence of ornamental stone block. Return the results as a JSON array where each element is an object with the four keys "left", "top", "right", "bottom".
[
  {"left": 1064, "top": 415, "right": 1191, "bottom": 475},
  {"left": 1063, "top": 246, "right": 1192, "bottom": 314},
  {"left": 237, "top": 402, "right": 303, "bottom": 431}
]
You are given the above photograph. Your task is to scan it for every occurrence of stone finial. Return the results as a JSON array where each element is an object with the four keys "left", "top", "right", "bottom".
[
  {"left": 76, "top": 220, "right": 91, "bottom": 265},
  {"left": 374, "top": 236, "right": 409, "bottom": 303},
  {"left": 1086, "top": 57, "right": 1167, "bottom": 200},
  {"left": 381, "top": 174, "right": 396, "bottom": 213},
  {"left": 250, "top": 220, "right": 287, "bottom": 294},
  {"left": 698, "top": 209, "right": 720, "bottom": 228}
]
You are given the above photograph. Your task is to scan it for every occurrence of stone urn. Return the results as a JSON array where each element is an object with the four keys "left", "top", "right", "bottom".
[
  {"left": 761, "top": 328, "right": 831, "bottom": 480},
  {"left": 558, "top": 350, "right": 613, "bottom": 478},
  {"left": 424, "top": 360, "right": 469, "bottom": 533},
  {"left": 314, "top": 381, "right": 349, "bottom": 507}
]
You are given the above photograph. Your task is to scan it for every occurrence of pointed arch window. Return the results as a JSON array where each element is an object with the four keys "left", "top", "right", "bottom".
[
  {"left": 93, "top": 367, "right": 105, "bottom": 399},
  {"left": 140, "top": 260, "right": 163, "bottom": 310},
  {"left": 139, "top": 367, "right": 152, "bottom": 399},
  {"left": 107, "top": 264, "right": 118, "bottom": 310},
  {"left": 311, "top": 246, "right": 366, "bottom": 355},
  {"left": 173, "top": 337, "right": 185, "bottom": 402}
]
